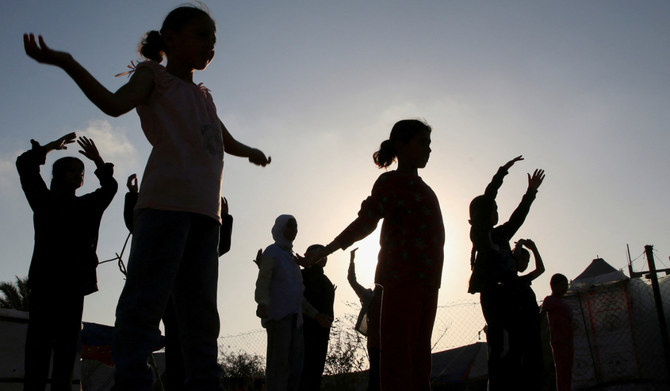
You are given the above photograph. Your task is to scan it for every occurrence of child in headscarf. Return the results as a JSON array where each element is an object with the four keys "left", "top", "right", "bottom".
[{"left": 254, "top": 215, "right": 331, "bottom": 391}]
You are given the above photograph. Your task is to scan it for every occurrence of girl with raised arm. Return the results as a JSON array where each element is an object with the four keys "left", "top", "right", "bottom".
[{"left": 24, "top": 5, "right": 270, "bottom": 391}]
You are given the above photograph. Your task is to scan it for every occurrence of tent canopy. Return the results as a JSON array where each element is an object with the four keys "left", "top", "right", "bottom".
[{"left": 572, "top": 258, "right": 628, "bottom": 290}]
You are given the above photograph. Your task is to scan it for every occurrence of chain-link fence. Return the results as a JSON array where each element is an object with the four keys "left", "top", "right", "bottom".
[
  {"left": 218, "top": 278, "right": 670, "bottom": 390},
  {"left": 217, "top": 300, "right": 487, "bottom": 373}
]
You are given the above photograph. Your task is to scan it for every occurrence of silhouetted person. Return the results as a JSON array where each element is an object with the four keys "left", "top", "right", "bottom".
[
  {"left": 255, "top": 215, "right": 332, "bottom": 391},
  {"left": 541, "top": 274, "right": 573, "bottom": 391},
  {"left": 347, "top": 248, "right": 381, "bottom": 391},
  {"left": 509, "top": 239, "right": 545, "bottom": 391},
  {"left": 467, "top": 156, "right": 545, "bottom": 390},
  {"left": 304, "top": 119, "right": 444, "bottom": 391},
  {"left": 16, "top": 133, "right": 117, "bottom": 391},
  {"left": 299, "top": 244, "right": 335, "bottom": 391},
  {"left": 24, "top": 6, "right": 270, "bottom": 390},
  {"left": 123, "top": 174, "right": 233, "bottom": 391}
]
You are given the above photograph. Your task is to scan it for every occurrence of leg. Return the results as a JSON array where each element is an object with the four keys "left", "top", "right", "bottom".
[
  {"left": 379, "top": 285, "right": 437, "bottom": 391},
  {"left": 24, "top": 289, "right": 54, "bottom": 391},
  {"left": 287, "top": 323, "right": 304, "bottom": 391},
  {"left": 552, "top": 343, "right": 573, "bottom": 391},
  {"left": 163, "top": 297, "right": 186, "bottom": 391},
  {"left": 367, "top": 346, "right": 381, "bottom": 391},
  {"left": 171, "top": 214, "right": 222, "bottom": 391},
  {"left": 112, "top": 210, "right": 191, "bottom": 391},
  {"left": 299, "top": 319, "right": 326, "bottom": 391},
  {"left": 50, "top": 294, "right": 84, "bottom": 391},
  {"left": 265, "top": 315, "right": 296, "bottom": 391}
]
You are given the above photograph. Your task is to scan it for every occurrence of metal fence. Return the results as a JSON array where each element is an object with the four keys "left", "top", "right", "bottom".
[{"left": 217, "top": 300, "right": 487, "bottom": 373}]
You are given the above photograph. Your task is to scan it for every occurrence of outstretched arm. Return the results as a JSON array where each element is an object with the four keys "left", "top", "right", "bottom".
[
  {"left": 24, "top": 34, "right": 153, "bottom": 117},
  {"left": 521, "top": 239, "right": 545, "bottom": 281},
  {"left": 347, "top": 248, "right": 369, "bottom": 299},
  {"left": 16, "top": 133, "right": 77, "bottom": 208},
  {"left": 43, "top": 132, "right": 77, "bottom": 153},
  {"left": 499, "top": 169, "right": 545, "bottom": 239},
  {"left": 483, "top": 155, "right": 523, "bottom": 199},
  {"left": 220, "top": 121, "right": 271, "bottom": 166}
]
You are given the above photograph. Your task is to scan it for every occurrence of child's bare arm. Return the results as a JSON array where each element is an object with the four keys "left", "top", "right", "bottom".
[
  {"left": 220, "top": 121, "right": 271, "bottom": 166},
  {"left": 524, "top": 239, "right": 545, "bottom": 281},
  {"left": 24, "top": 34, "right": 154, "bottom": 117}
]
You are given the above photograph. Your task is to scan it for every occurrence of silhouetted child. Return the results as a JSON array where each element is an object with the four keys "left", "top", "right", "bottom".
[
  {"left": 305, "top": 119, "right": 444, "bottom": 391},
  {"left": 509, "top": 239, "right": 545, "bottom": 391},
  {"left": 299, "top": 244, "right": 335, "bottom": 391},
  {"left": 541, "top": 274, "right": 573, "bottom": 391},
  {"left": 16, "top": 133, "right": 117, "bottom": 391},
  {"left": 24, "top": 5, "right": 270, "bottom": 390},
  {"left": 123, "top": 174, "right": 233, "bottom": 391},
  {"left": 467, "top": 155, "right": 545, "bottom": 390},
  {"left": 254, "top": 215, "right": 331, "bottom": 391},
  {"left": 347, "top": 248, "right": 382, "bottom": 391}
]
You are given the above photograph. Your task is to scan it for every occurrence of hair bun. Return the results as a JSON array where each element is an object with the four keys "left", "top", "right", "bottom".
[{"left": 139, "top": 30, "right": 165, "bottom": 62}]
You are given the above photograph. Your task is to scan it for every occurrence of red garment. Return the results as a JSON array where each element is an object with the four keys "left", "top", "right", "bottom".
[
  {"left": 335, "top": 171, "right": 445, "bottom": 290},
  {"left": 379, "top": 285, "right": 438, "bottom": 391},
  {"left": 334, "top": 170, "right": 444, "bottom": 390},
  {"left": 541, "top": 295, "right": 574, "bottom": 391}
]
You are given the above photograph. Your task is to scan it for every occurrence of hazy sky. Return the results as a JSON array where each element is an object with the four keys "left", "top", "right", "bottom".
[{"left": 1, "top": 0, "right": 669, "bottom": 338}]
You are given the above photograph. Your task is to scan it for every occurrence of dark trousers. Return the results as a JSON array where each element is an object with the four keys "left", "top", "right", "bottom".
[
  {"left": 379, "top": 285, "right": 438, "bottom": 391},
  {"left": 24, "top": 288, "right": 84, "bottom": 391},
  {"left": 112, "top": 209, "right": 222, "bottom": 391},
  {"left": 367, "top": 346, "right": 380, "bottom": 391},
  {"left": 299, "top": 318, "right": 330, "bottom": 391}
]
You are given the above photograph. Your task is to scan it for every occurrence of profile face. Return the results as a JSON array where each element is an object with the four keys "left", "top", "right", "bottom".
[
  {"left": 398, "top": 129, "right": 432, "bottom": 168},
  {"left": 170, "top": 16, "right": 217, "bottom": 70}
]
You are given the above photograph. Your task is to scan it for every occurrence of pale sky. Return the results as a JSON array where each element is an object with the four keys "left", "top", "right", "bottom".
[{"left": 1, "top": 0, "right": 669, "bottom": 338}]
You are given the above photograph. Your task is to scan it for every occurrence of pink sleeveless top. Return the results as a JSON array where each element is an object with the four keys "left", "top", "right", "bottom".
[{"left": 133, "top": 61, "right": 224, "bottom": 223}]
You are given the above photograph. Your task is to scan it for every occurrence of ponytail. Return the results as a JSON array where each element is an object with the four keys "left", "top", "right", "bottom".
[
  {"left": 139, "top": 30, "right": 165, "bottom": 62},
  {"left": 372, "top": 119, "right": 431, "bottom": 169},
  {"left": 373, "top": 139, "right": 397, "bottom": 168}
]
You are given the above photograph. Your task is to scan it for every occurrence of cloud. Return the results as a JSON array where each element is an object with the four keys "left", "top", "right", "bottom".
[{"left": 78, "top": 120, "right": 138, "bottom": 174}]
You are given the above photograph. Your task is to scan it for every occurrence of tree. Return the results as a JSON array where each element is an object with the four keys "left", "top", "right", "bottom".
[{"left": 0, "top": 276, "right": 30, "bottom": 311}]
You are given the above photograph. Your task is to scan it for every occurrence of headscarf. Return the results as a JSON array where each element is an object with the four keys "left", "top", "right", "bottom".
[{"left": 271, "top": 214, "right": 296, "bottom": 251}]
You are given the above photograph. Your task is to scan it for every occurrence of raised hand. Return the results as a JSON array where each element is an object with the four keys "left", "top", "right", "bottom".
[
  {"left": 43, "top": 132, "right": 77, "bottom": 152},
  {"left": 527, "top": 169, "right": 545, "bottom": 192},
  {"left": 77, "top": 136, "right": 104, "bottom": 168},
  {"left": 502, "top": 155, "right": 524, "bottom": 170},
  {"left": 23, "top": 34, "right": 73, "bottom": 67},
  {"left": 126, "top": 174, "right": 138, "bottom": 193},
  {"left": 253, "top": 248, "right": 262, "bottom": 268}
]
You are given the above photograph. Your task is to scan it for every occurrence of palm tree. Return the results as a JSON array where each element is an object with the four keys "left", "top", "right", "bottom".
[{"left": 0, "top": 276, "right": 30, "bottom": 311}]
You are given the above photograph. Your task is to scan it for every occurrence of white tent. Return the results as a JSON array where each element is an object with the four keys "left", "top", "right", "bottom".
[{"left": 563, "top": 258, "right": 669, "bottom": 390}]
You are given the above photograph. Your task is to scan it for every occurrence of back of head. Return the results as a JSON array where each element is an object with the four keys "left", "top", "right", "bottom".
[
  {"left": 51, "top": 156, "right": 84, "bottom": 191},
  {"left": 373, "top": 119, "right": 431, "bottom": 169},
  {"left": 469, "top": 195, "right": 496, "bottom": 227},
  {"left": 139, "top": 5, "right": 214, "bottom": 62},
  {"left": 550, "top": 273, "right": 568, "bottom": 293},
  {"left": 513, "top": 246, "right": 530, "bottom": 271}
]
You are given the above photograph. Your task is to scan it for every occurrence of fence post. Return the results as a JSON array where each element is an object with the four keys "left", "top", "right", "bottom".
[{"left": 644, "top": 244, "right": 670, "bottom": 378}]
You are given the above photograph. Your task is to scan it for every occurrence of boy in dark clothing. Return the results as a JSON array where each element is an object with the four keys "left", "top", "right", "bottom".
[
  {"left": 467, "top": 155, "right": 544, "bottom": 390},
  {"left": 509, "top": 239, "right": 545, "bottom": 391},
  {"left": 16, "top": 133, "right": 117, "bottom": 391},
  {"left": 299, "top": 244, "right": 335, "bottom": 391},
  {"left": 123, "top": 174, "right": 233, "bottom": 391}
]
